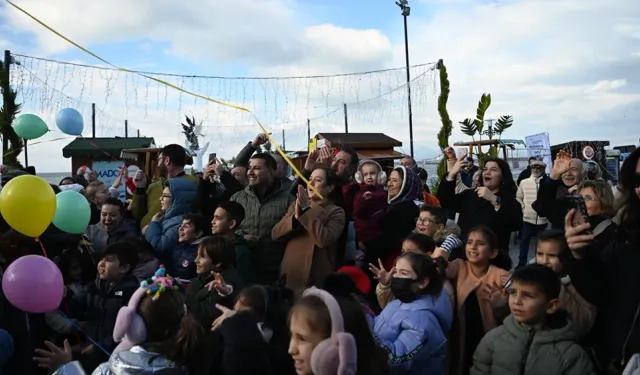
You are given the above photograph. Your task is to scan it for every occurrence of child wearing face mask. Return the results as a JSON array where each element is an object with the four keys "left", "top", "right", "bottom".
[
  {"left": 352, "top": 160, "right": 389, "bottom": 263},
  {"left": 445, "top": 226, "right": 510, "bottom": 375},
  {"left": 372, "top": 252, "right": 453, "bottom": 375}
]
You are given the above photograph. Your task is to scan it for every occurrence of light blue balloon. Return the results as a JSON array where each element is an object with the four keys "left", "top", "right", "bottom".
[
  {"left": 13, "top": 114, "right": 49, "bottom": 140},
  {"left": 55, "top": 108, "right": 84, "bottom": 136},
  {"left": 52, "top": 190, "right": 91, "bottom": 234}
]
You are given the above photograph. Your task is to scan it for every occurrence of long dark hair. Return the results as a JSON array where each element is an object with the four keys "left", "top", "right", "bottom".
[
  {"left": 619, "top": 148, "right": 640, "bottom": 244},
  {"left": 290, "top": 295, "right": 391, "bottom": 375},
  {"left": 138, "top": 288, "right": 206, "bottom": 375},
  {"left": 395, "top": 252, "right": 445, "bottom": 296},
  {"left": 483, "top": 157, "right": 517, "bottom": 197},
  {"left": 312, "top": 167, "right": 342, "bottom": 202}
]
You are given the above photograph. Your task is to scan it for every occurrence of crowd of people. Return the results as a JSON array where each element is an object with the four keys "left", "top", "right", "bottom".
[{"left": 0, "top": 133, "right": 639, "bottom": 375}]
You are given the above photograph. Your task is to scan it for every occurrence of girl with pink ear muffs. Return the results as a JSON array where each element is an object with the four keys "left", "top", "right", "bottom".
[
  {"left": 41, "top": 268, "right": 207, "bottom": 375},
  {"left": 288, "top": 287, "right": 391, "bottom": 375}
]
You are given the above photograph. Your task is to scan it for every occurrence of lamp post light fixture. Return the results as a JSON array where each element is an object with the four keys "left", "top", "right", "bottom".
[{"left": 396, "top": 0, "right": 414, "bottom": 158}]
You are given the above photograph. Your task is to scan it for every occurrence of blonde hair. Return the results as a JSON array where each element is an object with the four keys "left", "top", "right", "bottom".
[{"left": 84, "top": 181, "right": 106, "bottom": 202}]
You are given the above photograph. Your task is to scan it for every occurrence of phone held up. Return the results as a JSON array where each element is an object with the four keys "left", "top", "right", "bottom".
[
  {"left": 208, "top": 153, "right": 217, "bottom": 165},
  {"left": 564, "top": 194, "right": 592, "bottom": 233}
]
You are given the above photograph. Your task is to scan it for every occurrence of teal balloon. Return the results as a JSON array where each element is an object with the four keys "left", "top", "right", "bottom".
[
  {"left": 13, "top": 114, "right": 49, "bottom": 140},
  {"left": 52, "top": 191, "right": 91, "bottom": 234}
]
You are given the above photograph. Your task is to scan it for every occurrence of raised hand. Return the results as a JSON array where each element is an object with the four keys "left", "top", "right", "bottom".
[
  {"left": 207, "top": 272, "right": 232, "bottom": 296},
  {"left": 369, "top": 258, "right": 396, "bottom": 287},
  {"left": 211, "top": 303, "right": 235, "bottom": 331},
  {"left": 33, "top": 340, "right": 73, "bottom": 371},
  {"left": 447, "top": 154, "right": 469, "bottom": 180},
  {"left": 564, "top": 209, "right": 595, "bottom": 259}
]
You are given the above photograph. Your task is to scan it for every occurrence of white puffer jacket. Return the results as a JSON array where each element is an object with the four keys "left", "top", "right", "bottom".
[{"left": 516, "top": 175, "right": 548, "bottom": 225}]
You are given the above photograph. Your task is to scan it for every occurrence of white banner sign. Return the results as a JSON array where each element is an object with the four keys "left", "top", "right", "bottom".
[
  {"left": 92, "top": 161, "right": 139, "bottom": 201},
  {"left": 525, "top": 133, "right": 552, "bottom": 174}
]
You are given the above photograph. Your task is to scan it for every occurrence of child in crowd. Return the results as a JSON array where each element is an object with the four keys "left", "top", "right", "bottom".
[
  {"left": 229, "top": 285, "right": 274, "bottom": 343},
  {"left": 211, "top": 201, "right": 253, "bottom": 282},
  {"left": 144, "top": 178, "right": 197, "bottom": 253},
  {"left": 353, "top": 160, "right": 388, "bottom": 265},
  {"left": 84, "top": 198, "right": 137, "bottom": 258},
  {"left": 83, "top": 242, "right": 139, "bottom": 369},
  {"left": 415, "top": 205, "right": 464, "bottom": 260},
  {"left": 123, "top": 237, "right": 160, "bottom": 282},
  {"left": 373, "top": 233, "right": 455, "bottom": 311},
  {"left": 171, "top": 213, "right": 208, "bottom": 280},
  {"left": 185, "top": 235, "right": 244, "bottom": 329},
  {"left": 84, "top": 181, "right": 112, "bottom": 225},
  {"left": 373, "top": 252, "right": 453, "bottom": 375},
  {"left": 35, "top": 271, "right": 208, "bottom": 375},
  {"left": 471, "top": 264, "right": 596, "bottom": 375},
  {"left": 445, "top": 226, "right": 511, "bottom": 375},
  {"left": 534, "top": 229, "right": 596, "bottom": 336},
  {"left": 289, "top": 288, "right": 390, "bottom": 375}
]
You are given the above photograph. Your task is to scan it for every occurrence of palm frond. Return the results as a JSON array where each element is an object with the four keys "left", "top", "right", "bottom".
[
  {"left": 494, "top": 115, "right": 513, "bottom": 138},
  {"left": 473, "top": 93, "right": 491, "bottom": 133},
  {"left": 459, "top": 118, "right": 477, "bottom": 137}
]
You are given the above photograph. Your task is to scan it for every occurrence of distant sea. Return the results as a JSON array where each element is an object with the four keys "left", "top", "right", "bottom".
[{"left": 39, "top": 172, "right": 71, "bottom": 185}]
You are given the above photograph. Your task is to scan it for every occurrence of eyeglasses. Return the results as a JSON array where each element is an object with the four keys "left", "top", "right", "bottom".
[
  {"left": 161, "top": 194, "right": 172, "bottom": 199},
  {"left": 582, "top": 194, "right": 595, "bottom": 201},
  {"left": 531, "top": 165, "right": 543, "bottom": 170},
  {"left": 416, "top": 217, "right": 439, "bottom": 225}
]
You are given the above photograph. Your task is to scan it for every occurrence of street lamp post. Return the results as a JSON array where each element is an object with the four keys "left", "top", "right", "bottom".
[{"left": 396, "top": 0, "right": 414, "bottom": 158}]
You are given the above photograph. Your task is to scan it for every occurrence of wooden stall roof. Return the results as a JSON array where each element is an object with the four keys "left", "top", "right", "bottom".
[
  {"left": 62, "top": 137, "right": 156, "bottom": 159},
  {"left": 317, "top": 133, "right": 402, "bottom": 149},
  {"left": 357, "top": 149, "right": 408, "bottom": 160}
]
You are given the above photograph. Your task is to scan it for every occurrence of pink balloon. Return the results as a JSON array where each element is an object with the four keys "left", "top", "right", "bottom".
[{"left": 2, "top": 255, "right": 64, "bottom": 313}]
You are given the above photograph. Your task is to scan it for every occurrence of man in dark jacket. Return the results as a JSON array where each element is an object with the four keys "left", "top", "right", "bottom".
[
  {"left": 198, "top": 160, "right": 245, "bottom": 226},
  {"left": 532, "top": 157, "right": 583, "bottom": 230}
]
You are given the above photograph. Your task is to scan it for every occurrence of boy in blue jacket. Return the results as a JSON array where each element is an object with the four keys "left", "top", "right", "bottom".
[{"left": 171, "top": 213, "right": 208, "bottom": 280}]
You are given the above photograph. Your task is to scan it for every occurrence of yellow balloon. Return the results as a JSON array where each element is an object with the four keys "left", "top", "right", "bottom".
[{"left": 0, "top": 175, "right": 57, "bottom": 237}]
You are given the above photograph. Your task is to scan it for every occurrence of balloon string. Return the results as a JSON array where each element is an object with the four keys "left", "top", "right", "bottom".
[
  {"left": 79, "top": 136, "right": 124, "bottom": 165},
  {"left": 56, "top": 309, "right": 111, "bottom": 357},
  {"left": 36, "top": 238, "right": 48, "bottom": 258},
  {"left": 62, "top": 301, "right": 83, "bottom": 344},
  {"left": 4, "top": 0, "right": 322, "bottom": 200},
  {"left": 1, "top": 137, "right": 72, "bottom": 158}
]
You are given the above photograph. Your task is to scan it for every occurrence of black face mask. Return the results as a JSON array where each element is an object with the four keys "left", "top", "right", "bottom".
[{"left": 390, "top": 277, "right": 418, "bottom": 303}]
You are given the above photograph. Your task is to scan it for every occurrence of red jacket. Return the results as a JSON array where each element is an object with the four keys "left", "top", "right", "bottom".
[{"left": 352, "top": 183, "right": 388, "bottom": 243}]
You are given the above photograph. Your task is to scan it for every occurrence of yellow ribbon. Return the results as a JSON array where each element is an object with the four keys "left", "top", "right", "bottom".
[{"left": 5, "top": 0, "right": 321, "bottom": 198}]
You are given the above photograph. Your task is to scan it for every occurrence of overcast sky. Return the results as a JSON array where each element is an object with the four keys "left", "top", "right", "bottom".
[{"left": 1, "top": 0, "right": 638, "bottom": 173}]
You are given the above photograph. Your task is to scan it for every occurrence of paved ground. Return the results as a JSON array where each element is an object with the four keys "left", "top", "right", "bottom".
[{"left": 507, "top": 234, "right": 536, "bottom": 269}]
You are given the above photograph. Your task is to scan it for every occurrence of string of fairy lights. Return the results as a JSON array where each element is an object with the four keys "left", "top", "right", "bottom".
[{"left": 9, "top": 54, "right": 439, "bottom": 153}]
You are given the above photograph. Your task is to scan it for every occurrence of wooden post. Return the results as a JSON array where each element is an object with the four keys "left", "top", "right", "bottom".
[{"left": 125, "top": 120, "right": 128, "bottom": 138}]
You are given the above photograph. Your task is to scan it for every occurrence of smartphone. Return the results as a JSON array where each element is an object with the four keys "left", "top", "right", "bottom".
[
  {"left": 504, "top": 275, "right": 513, "bottom": 289},
  {"left": 565, "top": 194, "right": 591, "bottom": 232},
  {"left": 208, "top": 153, "right": 217, "bottom": 165}
]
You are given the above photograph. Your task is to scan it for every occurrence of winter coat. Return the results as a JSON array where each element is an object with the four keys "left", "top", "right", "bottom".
[
  {"left": 145, "top": 178, "right": 198, "bottom": 253},
  {"left": 0, "top": 328, "right": 13, "bottom": 370},
  {"left": 470, "top": 313, "right": 597, "bottom": 375},
  {"left": 229, "top": 235, "right": 253, "bottom": 283},
  {"left": 131, "top": 172, "right": 199, "bottom": 230},
  {"left": 373, "top": 291, "right": 453, "bottom": 375},
  {"left": 274, "top": 200, "right": 345, "bottom": 291},
  {"left": 83, "top": 275, "right": 139, "bottom": 365},
  {"left": 131, "top": 252, "right": 160, "bottom": 282},
  {"left": 53, "top": 346, "right": 187, "bottom": 375},
  {"left": 516, "top": 175, "right": 548, "bottom": 226},
  {"left": 352, "top": 183, "right": 387, "bottom": 244},
  {"left": 185, "top": 268, "right": 244, "bottom": 329},
  {"left": 437, "top": 178, "right": 523, "bottom": 255},
  {"left": 230, "top": 182, "right": 294, "bottom": 285},
  {"left": 169, "top": 236, "right": 207, "bottom": 280},
  {"left": 84, "top": 220, "right": 138, "bottom": 257},
  {"left": 532, "top": 176, "right": 571, "bottom": 230}
]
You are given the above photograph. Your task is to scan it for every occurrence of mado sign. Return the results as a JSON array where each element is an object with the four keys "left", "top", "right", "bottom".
[{"left": 92, "top": 161, "right": 139, "bottom": 201}]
